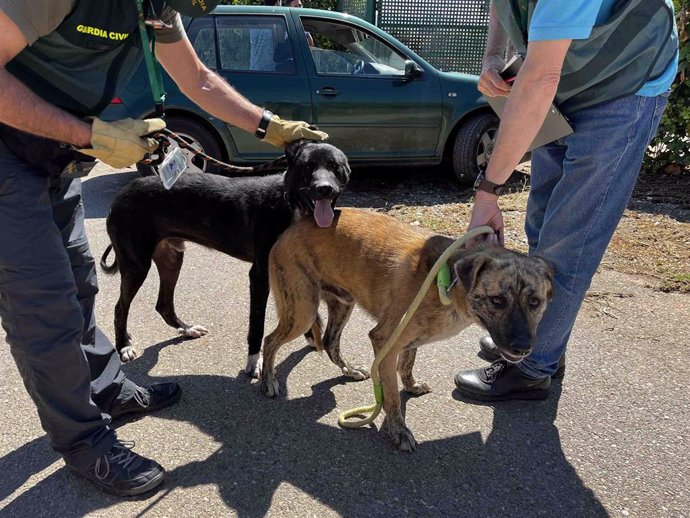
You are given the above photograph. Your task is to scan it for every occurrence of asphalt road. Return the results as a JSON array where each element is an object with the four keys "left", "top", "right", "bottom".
[{"left": 0, "top": 164, "right": 688, "bottom": 518}]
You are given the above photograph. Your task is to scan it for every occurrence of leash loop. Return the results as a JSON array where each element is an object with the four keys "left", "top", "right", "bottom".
[{"left": 143, "top": 128, "right": 288, "bottom": 175}]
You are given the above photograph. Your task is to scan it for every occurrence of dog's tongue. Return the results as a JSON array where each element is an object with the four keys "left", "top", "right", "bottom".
[{"left": 314, "top": 199, "right": 334, "bottom": 228}]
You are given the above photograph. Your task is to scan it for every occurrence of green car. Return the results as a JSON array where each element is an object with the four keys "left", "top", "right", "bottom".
[{"left": 102, "top": 5, "right": 498, "bottom": 184}]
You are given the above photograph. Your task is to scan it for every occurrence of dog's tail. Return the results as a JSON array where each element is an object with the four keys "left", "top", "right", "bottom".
[
  {"left": 100, "top": 244, "right": 119, "bottom": 275},
  {"left": 311, "top": 314, "right": 324, "bottom": 352}
]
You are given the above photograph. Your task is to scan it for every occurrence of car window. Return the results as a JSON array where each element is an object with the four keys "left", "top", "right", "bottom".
[
  {"left": 213, "top": 15, "right": 296, "bottom": 74},
  {"left": 301, "top": 18, "right": 407, "bottom": 76},
  {"left": 187, "top": 17, "right": 217, "bottom": 70}
]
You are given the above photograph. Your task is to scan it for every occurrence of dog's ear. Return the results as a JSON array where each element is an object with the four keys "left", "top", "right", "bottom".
[
  {"left": 342, "top": 159, "right": 352, "bottom": 183},
  {"left": 453, "top": 251, "right": 492, "bottom": 294},
  {"left": 533, "top": 255, "right": 555, "bottom": 300},
  {"left": 285, "top": 139, "right": 309, "bottom": 165}
]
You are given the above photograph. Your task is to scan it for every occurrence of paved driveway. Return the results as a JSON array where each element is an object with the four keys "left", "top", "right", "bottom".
[{"left": 0, "top": 165, "right": 688, "bottom": 517}]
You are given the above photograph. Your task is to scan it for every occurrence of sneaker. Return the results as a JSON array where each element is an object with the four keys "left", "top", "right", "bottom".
[
  {"left": 67, "top": 440, "right": 165, "bottom": 496},
  {"left": 109, "top": 382, "right": 181, "bottom": 421},
  {"left": 478, "top": 336, "right": 566, "bottom": 380},
  {"left": 454, "top": 359, "right": 551, "bottom": 402}
]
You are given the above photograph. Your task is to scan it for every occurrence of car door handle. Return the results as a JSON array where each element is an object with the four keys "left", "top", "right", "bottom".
[{"left": 316, "top": 87, "right": 340, "bottom": 97}]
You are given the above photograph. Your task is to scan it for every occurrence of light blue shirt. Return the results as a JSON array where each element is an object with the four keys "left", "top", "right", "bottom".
[{"left": 528, "top": 0, "right": 678, "bottom": 96}]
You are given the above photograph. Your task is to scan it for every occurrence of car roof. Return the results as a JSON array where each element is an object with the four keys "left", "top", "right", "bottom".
[{"left": 212, "top": 5, "right": 362, "bottom": 21}]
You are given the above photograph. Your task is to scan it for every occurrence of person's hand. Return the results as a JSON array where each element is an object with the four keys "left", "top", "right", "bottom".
[
  {"left": 478, "top": 62, "right": 511, "bottom": 98},
  {"left": 263, "top": 115, "right": 328, "bottom": 148},
  {"left": 79, "top": 118, "right": 166, "bottom": 169},
  {"left": 468, "top": 190, "right": 504, "bottom": 246}
]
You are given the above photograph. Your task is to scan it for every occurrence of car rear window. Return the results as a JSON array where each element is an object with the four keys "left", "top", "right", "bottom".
[
  {"left": 186, "top": 15, "right": 297, "bottom": 74},
  {"left": 218, "top": 15, "right": 296, "bottom": 74}
]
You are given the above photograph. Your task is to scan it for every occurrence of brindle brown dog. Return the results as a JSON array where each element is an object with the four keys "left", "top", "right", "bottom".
[{"left": 259, "top": 207, "right": 554, "bottom": 452}]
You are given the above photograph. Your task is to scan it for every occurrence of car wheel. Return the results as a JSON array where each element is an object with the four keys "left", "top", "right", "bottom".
[
  {"left": 452, "top": 112, "right": 499, "bottom": 185},
  {"left": 137, "top": 116, "right": 224, "bottom": 176}
]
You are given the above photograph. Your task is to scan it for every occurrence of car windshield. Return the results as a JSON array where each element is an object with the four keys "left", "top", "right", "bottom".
[{"left": 301, "top": 18, "right": 407, "bottom": 76}]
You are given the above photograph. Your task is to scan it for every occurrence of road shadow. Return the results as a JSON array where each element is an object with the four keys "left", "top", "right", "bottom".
[
  {"left": 0, "top": 338, "right": 607, "bottom": 517},
  {"left": 342, "top": 165, "right": 477, "bottom": 211}
]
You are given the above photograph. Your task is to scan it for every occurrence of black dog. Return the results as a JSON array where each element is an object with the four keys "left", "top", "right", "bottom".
[{"left": 100, "top": 140, "right": 350, "bottom": 377}]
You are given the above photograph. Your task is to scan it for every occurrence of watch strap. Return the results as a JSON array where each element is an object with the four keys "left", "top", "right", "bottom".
[
  {"left": 255, "top": 110, "right": 274, "bottom": 139},
  {"left": 475, "top": 179, "right": 506, "bottom": 196}
]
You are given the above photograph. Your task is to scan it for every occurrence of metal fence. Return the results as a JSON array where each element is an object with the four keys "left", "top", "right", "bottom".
[{"left": 337, "top": 0, "right": 490, "bottom": 75}]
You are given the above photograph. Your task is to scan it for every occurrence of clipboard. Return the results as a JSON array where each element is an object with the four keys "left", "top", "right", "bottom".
[{"left": 486, "top": 55, "right": 573, "bottom": 151}]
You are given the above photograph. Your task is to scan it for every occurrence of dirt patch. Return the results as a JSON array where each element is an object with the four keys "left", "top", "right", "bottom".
[{"left": 341, "top": 164, "right": 690, "bottom": 294}]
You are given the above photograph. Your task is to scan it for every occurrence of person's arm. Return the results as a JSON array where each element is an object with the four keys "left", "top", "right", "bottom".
[
  {"left": 0, "top": 10, "right": 91, "bottom": 146},
  {"left": 469, "top": 39, "right": 570, "bottom": 244},
  {"left": 155, "top": 31, "right": 327, "bottom": 147},
  {"left": 470, "top": 0, "right": 603, "bottom": 244},
  {"left": 155, "top": 33, "right": 263, "bottom": 134},
  {"left": 483, "top": 38, "right": 571, "bottom": 187}
]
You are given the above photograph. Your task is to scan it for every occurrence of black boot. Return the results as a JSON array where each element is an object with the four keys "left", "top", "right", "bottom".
[
  {"left": 109, "top": 382, "right": 181, "bottom": 421},
  {"left": 478, "top": 336, "right": 566, "bottom": 380},
  {"left": 66, "top": 440, "right": 165, "bottom": 496},
  {"left": 454, "top": 360, "right": 551, "bottom": 402}
]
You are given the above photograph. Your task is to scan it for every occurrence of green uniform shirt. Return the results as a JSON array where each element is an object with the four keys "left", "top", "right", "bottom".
[
  {"left": 0, "top": 0, "right": 183, "bottom": 45},
  {"left": 0, "top": 0, "right": 184, "bottom": 116}
]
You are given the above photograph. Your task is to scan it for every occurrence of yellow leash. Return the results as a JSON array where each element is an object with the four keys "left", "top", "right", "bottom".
[{"left": 338, "top": 225, "right": 495, "bottom": 428}]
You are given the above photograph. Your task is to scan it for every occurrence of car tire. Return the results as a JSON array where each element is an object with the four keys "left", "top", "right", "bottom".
[
  {"left": 452, "top": 112, "right": 499, "bottom": 185},
  {"left": 137, "top": 116, "right": 224, "bottom": 176}
]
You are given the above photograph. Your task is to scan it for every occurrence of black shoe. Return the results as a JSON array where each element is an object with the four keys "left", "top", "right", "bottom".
[
  {"left": 478, "top": 336, "right": 566, "bottom": 380},
  {"left": 454, "top": 360, "right": 551, "bottom": 402},
  {"left": 67, "top": 440, "right": 165, "bottom": 496},
  {"left": 109, "top": 382, "right": 181, "bottom": 420}
]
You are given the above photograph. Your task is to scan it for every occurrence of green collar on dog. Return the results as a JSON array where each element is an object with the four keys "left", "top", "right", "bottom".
[{"left": 437, "top": 263, "right": 454, "bottom": 305}]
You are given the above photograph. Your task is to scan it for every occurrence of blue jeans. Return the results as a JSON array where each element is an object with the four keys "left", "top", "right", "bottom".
[{"left": 518, "top": 93, "right": 669, "bottom": 379}]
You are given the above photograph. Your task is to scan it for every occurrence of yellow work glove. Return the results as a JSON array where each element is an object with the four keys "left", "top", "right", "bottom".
[
  {"left": 79, "top": 118, "right": 166, "bottom": 169},
  {"left": 263, "top": 115, "right": 329, "bottom": 148}
]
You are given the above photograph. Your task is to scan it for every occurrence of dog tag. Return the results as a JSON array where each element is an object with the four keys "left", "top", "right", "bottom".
[{"left": 155, "top": 140, "right": 188, "bottom": 190}]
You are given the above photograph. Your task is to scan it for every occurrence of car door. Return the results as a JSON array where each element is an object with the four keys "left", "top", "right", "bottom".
[
  {"left": 187, "top": 13, "right": 313, "bottom": 160},
  {"left": 295, "top": 14, "right": 443, "bottom": 160}
]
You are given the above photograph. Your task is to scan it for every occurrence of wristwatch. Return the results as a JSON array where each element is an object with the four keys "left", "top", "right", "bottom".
[
  {"left": 254, "top": 109, "right": 274, "bottom": 139},
  {"left": 473, "top": 170, "right": 506, "bottom": 196}
]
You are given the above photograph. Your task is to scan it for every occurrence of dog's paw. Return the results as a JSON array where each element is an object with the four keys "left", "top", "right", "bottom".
[
  {"left": 403, "top": 380, "right": 432, "bottom": 396},
  {"left": 119, "top": 345, "right": 139, "bottom": 363},
  {"left": 342, "top": 364, "right": 370, "bottom": 381},
  {"left": 245, "top": 353, "right": 263, "bottom": 379},
  {"left": 178, "top": 325, "right": 208, "bottom": 339},
  {"left": 387, "top": 421, "right": 417, "bottom": 452},
  {"left": 260, "top": 376, "right": 280, "bottom": 398}
]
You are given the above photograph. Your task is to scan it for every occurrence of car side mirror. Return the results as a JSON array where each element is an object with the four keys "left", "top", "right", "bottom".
[{"left": 404, "top": 60, "right": 423, "bottom": 79}]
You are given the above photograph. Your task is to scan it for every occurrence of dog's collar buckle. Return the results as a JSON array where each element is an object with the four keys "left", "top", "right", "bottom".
[{"left": 437, "top": 263, "right": 456, "bottom": 306}]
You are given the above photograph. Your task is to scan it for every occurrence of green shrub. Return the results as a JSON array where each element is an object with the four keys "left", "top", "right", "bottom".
[{"left": 645, "top": 0, "right": 690, "bottom": 173}]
